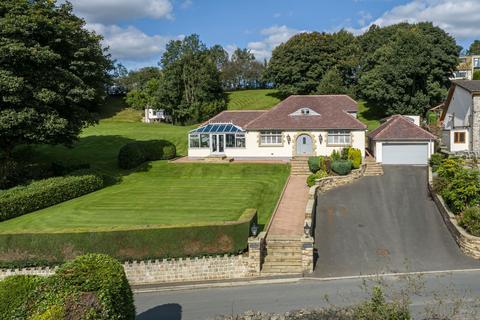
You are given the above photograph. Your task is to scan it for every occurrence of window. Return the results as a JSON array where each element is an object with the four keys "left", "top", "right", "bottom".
[
  {"left": 301, "top": 108, "right": 310, "bottom": 115},
  {"left": 236, "top": 134, "right": 245, "bottom": 148},
  {"left": 327, "top": 130, "right": 351, "bottom": 145},
  {"left": 189, "top": 134, "right": 200, "bottom": 148},
  {"left": 200, "top": 134, "right": 209, "bottom": 148},
  {"left": 454, "top": 132, "right": 466, "bottom": 144},
  {"left": 226, "top": 134, "right": 235, "bottom": 147},
  {"left": 260, "top": 131, "right": 282, "bottom": 146}
]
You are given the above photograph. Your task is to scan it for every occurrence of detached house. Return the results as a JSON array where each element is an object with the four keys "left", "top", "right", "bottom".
[
  {"left": 188, "top": 95, "right": 367, "bottom": 160},
  {"left": 440, "top": 80, "right": 480, "bottom": 153}
]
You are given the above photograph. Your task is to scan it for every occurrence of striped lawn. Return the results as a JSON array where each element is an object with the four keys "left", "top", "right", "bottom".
[{"left": 0, "top": 162, "right": 289, "bottom": 233}]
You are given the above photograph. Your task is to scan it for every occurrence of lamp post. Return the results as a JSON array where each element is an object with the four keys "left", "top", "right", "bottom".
[{"left": 251, "top": 222, "right": 259, "bottom": 237}]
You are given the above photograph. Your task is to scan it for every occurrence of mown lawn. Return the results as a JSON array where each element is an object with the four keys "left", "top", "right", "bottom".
[
  {"left": 2, "top": 96, "right": 289, "bottom": 234},
  {"left": 0, "top": 162, "right": 288, "bottom": 233},
  {"left": 357, "top": 100, "right": 384, "bottom": 131},
  {"left": 227, "top": 89, "right": 281, "bottom": 110}
]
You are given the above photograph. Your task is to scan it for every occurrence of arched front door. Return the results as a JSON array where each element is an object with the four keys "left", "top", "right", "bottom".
[{"left": 296, "top": 134, "right": 313, "bottom": 155}]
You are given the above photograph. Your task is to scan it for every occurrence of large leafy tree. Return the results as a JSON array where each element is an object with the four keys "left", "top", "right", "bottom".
[
  {"left": 221, "top": 48, "right": 266, "bottom": 90},
  {"left": 265, "top": 30, "right": 359, "bottom": 96},
  {"left": 468, "top": 40, "right": 480, "bottom": 55},
  {"left": 156, "top": 34, "right": 226, "bottom": 124},
  {"left": 358, "top": 22, "right": 458, "bottom": 115},
  {"left": 0, "top": 0, "right": 112, "bottom": 158}
]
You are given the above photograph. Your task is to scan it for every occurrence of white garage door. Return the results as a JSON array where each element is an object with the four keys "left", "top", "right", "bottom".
[{"left": 382, "top": 143, "right": 429, "bottom": 165}]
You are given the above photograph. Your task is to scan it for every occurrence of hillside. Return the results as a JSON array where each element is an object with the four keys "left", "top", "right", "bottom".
[{"left": 227, "top": 89, "right": 281, "bottom": 110}]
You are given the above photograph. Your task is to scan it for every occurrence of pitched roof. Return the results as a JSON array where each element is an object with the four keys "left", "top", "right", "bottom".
[
  {"left": 244, "top": 95, "right": 366, "bottom": 130},
  {"left": 368, "top": 115, "right": 436, "bottom": 141},
  {"left": 205, "top": 110, "right": 266, "bottom": 127},
  {"left": 453, "top": 80, "right": 480, "bottom": 93}
]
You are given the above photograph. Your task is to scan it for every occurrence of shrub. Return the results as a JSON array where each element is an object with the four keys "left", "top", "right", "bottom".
[
  {"left": 331, "top": 150, "right": 341, "bottom": 161},
  {"left": 324, "top": 156, "right": 332, "bottom": 173},
  {"left": 332, "top": 160, "right": 352, "bottom": 175},
  {"left": 319, "top": 156, "right": 327, "bottom": 172},
  {"left": 426, "top": 111, "right": 438, "bottom": 125},
  {"left": 54, "top": 254, "right": 135, "bottom": 319},
  {"left": 429, "top": 153, "right": 445, "bottom": 172},
  {"left": 340, "top": 147, "right": 351, "bottom": 160},
  {"left": 51, "top": 161, "right": 90, "bottom": 176},
  {"left": 0, "top": 275, "right": 44, "bottom": 320},
  {"left": 308, "top": 156, "right": 320, "bottom": 173},
  {"left": 118, "top": 140, "right": 176, "bottom": 169},
  {"left": 436, "top": 158, "right": 463, "bottom": 180},
  {"left": 354, "top": 287, "right": 410, "bottom": 320},
  {"left": 306, "top": 170, "right": 328, "bottom": 187},
  {"left": 441, "top": 168, "right": 480, "bottom": 214},
  {"left": 0, "top": 174, "right": 104, "bottom": 221},
  {"left": 0, "top": 254, "right": 135, "bottom": 320},
  {"left": 459, "top": 207, "right": 480, "bottom": 237},
  {"left": 347, "top": 148, "right": 362, "bottom": 169}
]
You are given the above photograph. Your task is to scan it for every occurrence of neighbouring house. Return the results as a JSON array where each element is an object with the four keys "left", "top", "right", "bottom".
[
  {"left": 187, "top": 95, "right": 367, "bottom": 160},
  {"left": 144, "top": 108, "right": 166, "bottom": 123},
  {"left": 440, "top": 80, "right": 480, "bottom": 153},
  {"left": 450, "top": 55, "right": 480, "bottom": 80},
  {"left": 368, "top": 115, "right": 436, "bottom": 165}
]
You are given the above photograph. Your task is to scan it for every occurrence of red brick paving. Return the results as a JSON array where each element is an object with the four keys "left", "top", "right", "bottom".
[{"left": 267, "top": 175, "right": 309, "bottom": 236}]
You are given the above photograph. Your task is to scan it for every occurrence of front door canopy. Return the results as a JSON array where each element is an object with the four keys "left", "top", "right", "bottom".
[{"left": 190, "top": 123, "right": 244, "bottom": 134}]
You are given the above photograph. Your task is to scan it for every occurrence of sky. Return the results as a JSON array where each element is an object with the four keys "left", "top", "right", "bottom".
[{"left": 67, "top": 0, "right": 480, "bottom": 70}]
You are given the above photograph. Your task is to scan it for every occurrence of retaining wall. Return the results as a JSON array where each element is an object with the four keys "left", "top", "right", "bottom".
[{"left": 428, "top": 167, "right": 480, "bottom": 259}]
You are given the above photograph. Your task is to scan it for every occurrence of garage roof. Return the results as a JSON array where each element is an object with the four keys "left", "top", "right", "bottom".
[{"left": 368, "top": 115, "right": 437, "bottom": 141}]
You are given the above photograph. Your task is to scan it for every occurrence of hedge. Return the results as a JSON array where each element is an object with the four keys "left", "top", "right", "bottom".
[
  {"left": 308, "top": 156, "right": 320, "bottom": 173},
  {"left": 0, "top": 254, "right": 135, "bottom": 320},
  {"left": 0, "top": 174, "right": 104, "bottom": 222},
  {"left": 0, "top": 209, "right": 257, "bottom": 268},
  {"left": 332, "top": 160, "right": 352, "bottom": 176},
  {"left": 118, "top": 140, "right": 176, "bottom": 169}
]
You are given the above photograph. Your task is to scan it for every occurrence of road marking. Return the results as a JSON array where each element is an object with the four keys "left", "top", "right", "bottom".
[{"left": 133, "top": 268, "right": 480, "bottom": 294}]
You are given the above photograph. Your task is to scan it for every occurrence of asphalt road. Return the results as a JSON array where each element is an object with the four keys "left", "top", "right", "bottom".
[
  {"left": 314, "top": 165, "right": 480, "bottom": 277},
  {"left": 134, "top": 270, "right": 480, "bottom": 319}
]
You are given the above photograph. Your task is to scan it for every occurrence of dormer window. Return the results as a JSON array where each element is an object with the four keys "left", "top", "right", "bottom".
[{"left": 290, "top": 107, "right": 319, "bottom": 116}]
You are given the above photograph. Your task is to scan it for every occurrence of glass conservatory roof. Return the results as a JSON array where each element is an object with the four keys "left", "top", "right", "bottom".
[{"left": 189, "top": 123, "right": 244, "bottom": 134}]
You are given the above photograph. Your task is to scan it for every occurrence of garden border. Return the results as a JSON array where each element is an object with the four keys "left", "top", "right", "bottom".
[{"left": 427, "top": 167, "right": 480, "bottom": 259}]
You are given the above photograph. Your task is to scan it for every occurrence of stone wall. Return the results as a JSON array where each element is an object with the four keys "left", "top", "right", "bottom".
[
  {"left": 315, "top": 164, "right": 366, "bottom": 193},
  {"left": 0, "top": 252, "right": 262, "bottom": 285},
  {"left": 428, "top": 167, "right": 480, "bottom": 259},
  {"left": 473, "top": 95, "right": 480, "bottom": 152}
]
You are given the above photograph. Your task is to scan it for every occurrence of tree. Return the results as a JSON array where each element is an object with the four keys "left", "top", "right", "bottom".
[
  {"left": 468, "top": 40, "right": 480, "bottom": 55},
  {"left": 156, "top": 34, "right": 226, "bottom": 124},
  {"left": 358, "top": 22, "right": 458, "bottom": 115},
  {"left": 125, "top": 78, "right": 161, "bottom": 110},
  {"left": 0, "top": 0, "right": 112, "bottom": 158},
  {"left": 221, "top": 48, "right": 266, "bottom": 90},
  {"left": 316, "top": 68, "right": 348, "bottom": 95},
  {"left": 118, "top": 67, "right": 161, "bottom": 92},
  {"left": 265, "top": 30, "right": 359, "bottom": 96}
]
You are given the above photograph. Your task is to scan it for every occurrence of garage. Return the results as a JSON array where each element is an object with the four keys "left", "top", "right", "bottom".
[
  {"left": 382, "top": 143, "right": 429, "bottom": 165},
  {"left": 368, "top": 115, "right": 436, "bottom": 165}
]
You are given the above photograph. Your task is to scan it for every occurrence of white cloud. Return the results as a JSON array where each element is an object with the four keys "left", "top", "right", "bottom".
[
  {"left": 355, "top": 0, "right": 480, "bottom": 39},
  {"left": 180, "top": 0, "right": 193, "bottom": 9},
  {"left": 87, "top": 23, "right": 180, "bottom": 62},
  {"left": 247, "top": 25, "right": 307, "bottom": 60},
  {"left": 70, "top": 0, "right": 173, "bottom": 24}
]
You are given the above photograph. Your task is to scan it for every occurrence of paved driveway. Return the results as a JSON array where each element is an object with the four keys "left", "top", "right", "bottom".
[{"left": 313, "top": 166, "right": 480, "bottom": 277}]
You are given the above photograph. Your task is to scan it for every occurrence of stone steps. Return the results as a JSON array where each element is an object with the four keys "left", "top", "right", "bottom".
[
  {"left": 290, "top": 157, "right": 312, "bottom": 176},
  {"left": 364, "top": 157, "right": 384, "bottom": 176},
  {"left": 261, "top": 238, "right": 303, "bottom": 274}
]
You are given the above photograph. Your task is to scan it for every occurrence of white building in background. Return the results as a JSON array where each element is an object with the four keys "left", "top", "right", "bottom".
[{"left": 144, "top": 108, "right": 166, "bottom": 123}]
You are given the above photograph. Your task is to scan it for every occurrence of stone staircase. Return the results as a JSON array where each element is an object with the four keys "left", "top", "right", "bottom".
[
  {"left": 290, "top": 156, "right": 311, "bottom": 176},
  {"left": 364, "top": 156, "right": 384, "bottom": 176},
  {"left": 261, "top": 237, "right": 303, "bottom": 274}
]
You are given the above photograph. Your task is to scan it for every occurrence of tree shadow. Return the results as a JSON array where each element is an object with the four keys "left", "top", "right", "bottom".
[
  {"left": 137, "top": 303, "right": 182, "bottom": 320},
  {"left": 94, "top": 96, "right": 129, "bottom": 121},
  {"left": 360, "top": 102, "right": 386, "bottom": 123},
  {"left": 266, "top": 90, "right": 287, "bottom": 100}
]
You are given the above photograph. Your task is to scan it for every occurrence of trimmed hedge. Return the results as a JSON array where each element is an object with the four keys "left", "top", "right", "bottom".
[
  {"left": 0, "top": 254, "right": 135, "bottom": 320},
  {"left": 0, "top": 174, "right": 104, "bottom": 222},
  {"left": 118, "top": 140, "right": 176, "bottom": 169},
  {"left": 308, "top": 156, "right": 320, "bottom": 173},
  {"left": 332, "top": 160, "right": 352, "bottom": 176},
  {"left": 0, "top": 209, "right": 257, "bottom": 268}
]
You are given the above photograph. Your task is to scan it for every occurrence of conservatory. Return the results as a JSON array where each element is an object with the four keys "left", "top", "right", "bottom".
[{"left": 188, "top": 123, "right": 246, "bottom": 155}]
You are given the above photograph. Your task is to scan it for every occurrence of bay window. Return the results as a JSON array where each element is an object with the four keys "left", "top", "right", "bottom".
[{"left": 327, "top": 130, "right": 351, "bottom": 146}]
